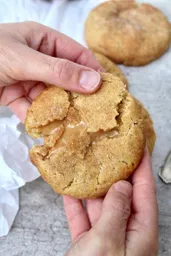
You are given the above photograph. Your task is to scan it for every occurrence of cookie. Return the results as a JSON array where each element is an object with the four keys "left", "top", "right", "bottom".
[
  {"left": 135, "top": 99, "right": 156, "bottom": 155},
  {"left": 94, "top": 52, "right": 128, "bottom": 87},
  {"left": 25, "top": 73, "right": 146, "bottom": 199},
  {"left": 85, "top": 0, "right": 171, "bottom": 66}
]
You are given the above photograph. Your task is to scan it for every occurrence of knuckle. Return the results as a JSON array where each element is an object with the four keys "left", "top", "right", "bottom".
[
  {"left": 53, "top": 59, "right": 76, "bottom": 81},
  {"left": 56, "top": 36, "right": 69, "bottom": 53},
  {"left": 87, "top": 49, "right": 95, "bottom": 58},
  {"left": 77, "top": 48, "right": 93, "bottom": 66},
  {"left": 111, "top": 196, "right": 131, "bottom": 218},
  {"left": 77, "top": 48, "right": 100, "bottom": 69},
  {"left": 52, "top": 59, "right": 67, "bottom": 78},
  {"left": 77, "top": 48, "right": 94, "bottom": 65},
  {"left": 86, "top": 49, "right": 94, "bottom": 59}
]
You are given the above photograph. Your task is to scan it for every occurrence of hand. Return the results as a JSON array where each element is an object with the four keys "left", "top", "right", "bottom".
[
  {"left": 64, "top": 149, "right": 158, "bottom": 256},
  {"left": 0, "top": 22, "right": 102, "bottom": 122}
]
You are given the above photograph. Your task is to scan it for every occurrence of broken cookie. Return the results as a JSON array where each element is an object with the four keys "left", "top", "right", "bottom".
[{"left": 25, "top": 73, "right": 154, "bottom": 199}]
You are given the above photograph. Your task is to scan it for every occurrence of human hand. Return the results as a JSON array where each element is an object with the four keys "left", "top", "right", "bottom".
[
  {"left": 64, "top": 149, "right": 158, "bottom": 256},
  {"left": 0, "top": 22, "right": 102, "bottom": 122}
]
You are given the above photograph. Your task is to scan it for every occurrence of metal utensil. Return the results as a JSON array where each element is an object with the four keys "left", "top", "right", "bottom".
[{"left": 159, "top": 151, "right": 171, "bottom": 184}]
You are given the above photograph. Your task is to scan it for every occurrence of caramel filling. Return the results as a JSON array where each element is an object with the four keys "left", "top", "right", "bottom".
[
  {"left": 39, "top": 120, "right": 118, "bottom": 157},
  {"left": 57, "top": 123, "right": 86, "bottom": 148},
  {"left": 48, "top": 123, "right": 86, "bottom": 157},
  {"left": 91, "top": 129, "right": 118, "bottom": 141},
  {"left": 39, "top": 120, "right": 64, "bottom": 135}
]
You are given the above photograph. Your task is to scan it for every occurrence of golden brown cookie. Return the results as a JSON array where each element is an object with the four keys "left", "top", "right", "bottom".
[
  {"left": 94, "top": 52, "right": 128, "bottom": 87},
  {"left": 85, "top": 0, "right": 171, "bottom": 66},
  {"left": 25, "top": 73, "right": 147, "bottom": 199},
  {"left": 135, "top": 99, "right": 156, "bottom": 155}
]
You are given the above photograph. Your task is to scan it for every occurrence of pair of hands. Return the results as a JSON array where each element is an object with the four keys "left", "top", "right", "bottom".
[{"left": 0, "top": 22, "right": 158, "bottom": 255}]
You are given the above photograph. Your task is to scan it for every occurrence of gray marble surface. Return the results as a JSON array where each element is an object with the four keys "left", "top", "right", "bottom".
[
  {"left": 0, "top": 178, "right": 71, "bottom": 256},
  {"left": 0, "top": 2, "right": 171, "bottom": 255}
]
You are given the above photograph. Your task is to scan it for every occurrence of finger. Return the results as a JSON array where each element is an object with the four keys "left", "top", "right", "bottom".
[
  {"left": 96, "top": 181, "right": 132, "bottom": 251},
  {"left": 27, "top": 82, "right": 46, "bottom": 101},
  {"left": 127, "top": 150, "right": 158, "bottom": 255},
  {"left": 0, "top": 82, "right": 46, "bottom": 122},
  {"left": 10, "top": 44, "right": 101, "bottom": 94},
  {"left": 8, "top": 96, "right": 31, "bottom": 122},
  {"left": 63, "top": 196, "right": 91, "bottom": 242},
  {"left": 0, "top": 82, "right": 45, "bottom": 105},
  {"left": 131, "top": 149, "right": 158, "bottom": 230},
  {"left": 86, "top": 198, "right": 103, "bottom": 226},
  {"left": 0, "top": 82, "right": 30, "bottom": 106}
]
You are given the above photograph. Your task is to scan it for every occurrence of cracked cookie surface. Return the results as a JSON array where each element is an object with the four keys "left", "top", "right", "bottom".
[
  {"left": 85, "top": 0, "right": 171, "bottom": 66},
  {"left": 25, "top": 73, "right": 146, "bottom": 199}
]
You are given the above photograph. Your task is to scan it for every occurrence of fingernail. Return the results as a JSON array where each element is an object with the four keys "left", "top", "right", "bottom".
[
  {"left": 79, "top": 70, "right": 101, "bottom": 91},
  {"left": 113, "top": 181, "right": 132, "bottom": 199}
]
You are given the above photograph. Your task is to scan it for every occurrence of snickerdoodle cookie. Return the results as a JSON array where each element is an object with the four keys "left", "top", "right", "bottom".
[
  {"left": 25, "top": 73, "right": 147, "bottom": 199},
  {"left": 94, "top": 52, "right": 128, "bottom": 87},
  {"left": 135, "top": 99, "right": 156, "bottom": 155},
  {"left": 85, "top": 0, "right": 171, "bottom": 66}
]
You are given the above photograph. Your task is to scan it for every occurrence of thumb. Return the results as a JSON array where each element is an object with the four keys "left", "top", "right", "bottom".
[
  {"left": 13, "top": 45, "right": 101, "bottom": 93},
  {"left": 95, "top": 181, "right": 132, "bottom": 251}
]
